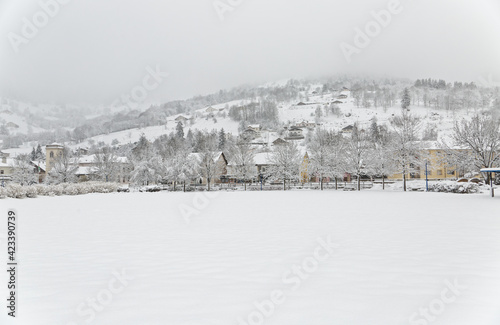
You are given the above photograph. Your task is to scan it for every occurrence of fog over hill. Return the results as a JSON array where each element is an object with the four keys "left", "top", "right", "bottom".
[{"left": 0, "top": 0, "right": 499, "bottom": 105}]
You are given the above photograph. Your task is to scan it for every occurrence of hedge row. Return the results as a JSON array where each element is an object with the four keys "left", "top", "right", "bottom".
[
  {"left": 429, "top": 182, "right": 479, "bottom": 194},
  {"left": 0, "top": 182, "right": 120, "bottom": 199}
]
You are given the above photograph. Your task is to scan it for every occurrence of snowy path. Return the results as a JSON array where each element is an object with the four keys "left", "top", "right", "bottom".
[{"left": 1, "top": 191, "right": 500, "bottom": 324}]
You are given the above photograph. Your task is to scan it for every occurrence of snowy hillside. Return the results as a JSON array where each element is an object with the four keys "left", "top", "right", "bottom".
[{"left": 1, "top": 76, "right": 495, "bottom": 155}]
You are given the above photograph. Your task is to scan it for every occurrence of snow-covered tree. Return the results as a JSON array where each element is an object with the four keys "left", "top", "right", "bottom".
[
  {"left": 401, "top": 87, "right": 411, "bottom": 109},
  {"left": 197, "top": 146, "right": 224, "bottom": 191},
  {"left": 176, "top": 121, "right": 184, "bottom": 139},
  {"left": 343, "top": 124, "right": 372, "bottom": 191},
  {"left": 130, "top": 134, "right": 163, "bottom": 186},
  {"left": 230, "top": 142, "right": 255, "bottom": 190},
  {"left": 266, "top": 142, "right": 301, "bottom": 191},
  {"left": 92, "top": 146, "right": 119, "bottom": 182},
  {"left": 130, "top": 156, "right": 163, "bottom": 186},
  {"left": 369, "top": 135, "right": 397, "bottom": 190},
  {"left": 452, "top": 114, "right": 500, "bottom": 181},
  {"left": 308, "top": 129, "right": 336, "bottom": 190},
  {"left": 390, "top": 109, "right": 423, "bottom": 191},
  {"left": 48, "top": 147, "right": 78, "bottom": 184},
  {"left": 166, "top": 147, "right": 198, "bottom": 191},
  {"left": 11, "top": 156, "right": 37, "bottom": 185},
  {"left": 35, "top": 144, "right": 43, "bottom": 160},
  {"left": 218, "top": 128, "right": 226, "bottom": 151},
  {"left": 30, "top": 147, "right": 36, "bottom": 161}
]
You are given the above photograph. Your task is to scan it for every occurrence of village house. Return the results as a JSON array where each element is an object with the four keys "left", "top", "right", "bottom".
[
  {"left": 0, "top": 151, "right": 14, "bottom": 184},
  {"left": 254, "top": 152, "right": 273, "bottom": 179},
  {"left": 241, "top": 127, "right": 261, "bottom": 140},
  {"left": 342, "top": 125, "right": 354, "bottom": 134},
  {"left": 295, "top": 121, "right": 308, "bottom": 128},
  {"left": 188, "top": 152, "right": 228, "bottom": 185},
  {"left": 75, "top": 154, "right": 132, "bottom": 183},
  {"left": 285, "top": 126, "right": 304, "bottom": 140},
  {"left": 30, "top": 160, "right": 46, "bottom": 183},
  {"left": 46, "top": 143, "right": 65, "bottom": 173},
  {"left": 175, "top": 115, "right": 189, "bottom": 123},
  {"left": 387, "top": 142, "right": 479, "bottom": 181},
  {"left": 272, "top": 138, "right": 288, "bottom": 146},
  {"left": 205, "top": 106, "right": 219, "bottom": 113},
  {"left": 6, "top": 122, "right": 19, "bottom": 129},
  {"left": 247, "top": 124, "right": 261, "bottom": 132}
]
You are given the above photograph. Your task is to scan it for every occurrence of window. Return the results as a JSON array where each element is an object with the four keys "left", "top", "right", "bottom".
[
  {"left": 447, "top": 170, "right": 455, "bottom": 175},
  {"left": 0, "top": 170, "right": 3, "bottom": 174},
  {"left": 50, "top": 151, "right": 54, "bottom": 158},
  {"left": 427, "top": 171, "right": 432, "bottom": 176},
  {"left": 437, "top": 170, "right": 443, "bottom": 176}
]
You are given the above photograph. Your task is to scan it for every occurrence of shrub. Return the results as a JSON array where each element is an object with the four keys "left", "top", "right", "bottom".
[
  {"left": 6, "top": 184, "right": 27, "bottom": 198},
  {"left": 25, "top": 186, "right": 38, "bottom": 198},
  {"left": 1, "top": 181, "right": 120, "bottom": 199},
  {"left": 429, "top": 182, "right": 479, "bottom": 194}
]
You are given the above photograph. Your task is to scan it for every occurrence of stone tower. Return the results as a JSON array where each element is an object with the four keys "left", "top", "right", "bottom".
[{"left": 45, "top": 143, "right": 64, "bottom": 173}]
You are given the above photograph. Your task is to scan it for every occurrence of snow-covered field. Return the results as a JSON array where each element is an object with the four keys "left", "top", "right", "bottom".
[{"left": 1, "top": 190, "right": 500, "bottom": 325}]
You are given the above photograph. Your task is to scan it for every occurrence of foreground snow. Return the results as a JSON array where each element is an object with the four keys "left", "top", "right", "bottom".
[{"left": 1, "top": 190, "right": 500, "bottom": 325}]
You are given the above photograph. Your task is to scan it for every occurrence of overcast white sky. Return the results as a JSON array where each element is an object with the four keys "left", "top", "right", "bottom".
[{"left": 0, "top": 0, "right": 499, "bottom": 105}]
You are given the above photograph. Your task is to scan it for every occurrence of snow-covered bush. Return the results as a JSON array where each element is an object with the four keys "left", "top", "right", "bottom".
[
  {"left": 25, "top": 186, "right": 38, "bottom": 198},
  {"left": 429, "top": 182, "right": 479, "bottom": 194},
  {"left": 64, "top": 184, "right": 80, "bottom": 196},
  {"left": 1, "top": 182, "right": 119, "bottom": 199},
  {"left": 52, "top": 184, "right": 64, "bottom": 196},
  {"left": 35, "top": 184, "right": 49, "bottom": 196},
  {"left": 6, "top": 184, "right": 27, "bottom": 198}
]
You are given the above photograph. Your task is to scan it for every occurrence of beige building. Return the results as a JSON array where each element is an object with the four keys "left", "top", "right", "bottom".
[
  {"left": 45, "top": 143, "right": 65, "bottom": 173},
  {"left": 0, "top": 151, "right": 14, "bottom": 183}
]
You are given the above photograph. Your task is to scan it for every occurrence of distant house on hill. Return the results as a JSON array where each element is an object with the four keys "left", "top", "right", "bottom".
[
  {"left": 295, "top": 121, "right": 308, "bottom": 128},
  {"left": 205, "top": 106, "right": 219, "bottom": 113},
  {"left": 6, "top": 122, "right": 19, "bottom": 129},
  {"left": 242, "top": 128, "right": 260, "bottom": 140},
  {"left": 272, "top": 138, "right": 288, "bottom": 146},
  {"left": 295, "top": 121, "right": 316, "bottom": 129},
  {"left": 175, "top": 115, "right": 189, "bottom": 123},
  {"left": 332, "top": 100, "right": 343, "bottom": 104},
  {"left": 286, "top": 126, "right": 304, "bottom": 140},
  {"left": 342, "top": 125, "right": 354, "bottom": 134},
  {"left": 247, "top": 124, "right": 261, "bottom": 132},
  {"left": 305, "top": 121, "right": 316, "bottom": 129},
  {"left": 337, "top": 94, "right": 348, "bottom": 99},
  {"left": 76, "top": 147, "right": 89, "bottom": 156},
  {"left": 296, "top": 102, "right": 307, "bottom": 106}
]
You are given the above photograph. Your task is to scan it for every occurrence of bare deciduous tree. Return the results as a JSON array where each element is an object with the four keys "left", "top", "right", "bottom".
[
  {"left": 266, "top": 142, "right": 301, "bottom": 191},
  {"left": 390, "top": 109, "right": 422, "bottom": 191},
  {"left": 452, "top": 114, "right": 500, "bottom": 182}
]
